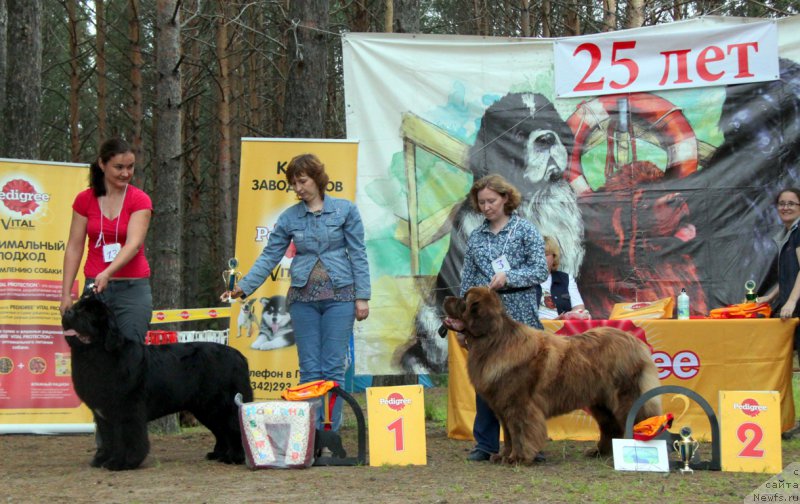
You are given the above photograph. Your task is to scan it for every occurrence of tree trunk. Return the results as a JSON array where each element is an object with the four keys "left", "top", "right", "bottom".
[
  {"left": 66, "top": 0, "right": 80, "bottom": 161},
  {"left": 215, "top": 0, "right": 234, "bottom": 259},
  {"left": 5, "top": 0, "right": 41, "bottom": 159},
  {"left": 246, "top": 7, "right": 263, "bottom": 131},
  {"left": 392, "top": 0, "right": 420, "bottom": 33},
  {"left": 603, "top": 0, "right": 616, "bottom": 32},
  {"left": 150, "top": 0, "right": 182, "bottom": 435},
  {"left": 128, "top": 0, "right": 144, "bottom": 168},
  {"left": 283, "top": 0, "right": 329, "bottom": 138},
  {"left": 0, "top": 0, "right": 7, "bottom": 155},
  {"left": 181, "top": 0, "right": 205, "bottom": 307},
  {"left": 96, "top": 0, "right": 107, "bottom": 142},
  {"left": 627, "top": 0, "right": 644, "bottom": 28},
  {"left": 520, "top": 0, "right": 530, "bottom": 37},
  {"left": 540, "top": 0, "right": 551, "bottom": 38},
  {"left": 274, "top": 1, "right": 289, "bottom": 136},
  {"left": 565, "top": 0, "right": 580, "bottom": 36}
]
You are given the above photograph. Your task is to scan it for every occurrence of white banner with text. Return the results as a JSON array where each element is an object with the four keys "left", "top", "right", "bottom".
[{"left": 554, "top": 20, "right": 778, "bottom": 97}]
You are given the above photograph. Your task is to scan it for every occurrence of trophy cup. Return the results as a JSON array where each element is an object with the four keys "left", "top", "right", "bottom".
[
  {"left": 745, "top": 280, "right": 758, "bottom": 303},
  {"left": 222, "top": 258, "right": 242, "bottom": 303},
  {"left": 672, "top": 426, "right": 699, "bottom": 474}
]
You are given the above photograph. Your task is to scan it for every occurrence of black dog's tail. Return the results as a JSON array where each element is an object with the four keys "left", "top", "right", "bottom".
[{"left": 236, "top": 353, "right": 254, "bottom": 403}]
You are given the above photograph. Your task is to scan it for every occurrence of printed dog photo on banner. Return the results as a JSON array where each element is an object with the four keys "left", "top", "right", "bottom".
[
  {"left": 251, "top": 295, "right": 295, "bottom": 351},
  {"left": 396, "top": 92, "right": 583, "bottom": 374},
  {"left": 236, "top": 298, "right": 259, "bottom": 339},
  {"left": 342, "top": 20, "right": 800, "bottom": 376}
]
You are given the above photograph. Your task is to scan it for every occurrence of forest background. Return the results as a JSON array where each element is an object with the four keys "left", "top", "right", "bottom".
[{"left": 1, "top": 0, "right": 797, "bottom": 321}]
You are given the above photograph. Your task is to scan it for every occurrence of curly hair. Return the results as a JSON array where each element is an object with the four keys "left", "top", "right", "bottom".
[{"left": 468, "top": 174, "right": 521, "bottom": 215}]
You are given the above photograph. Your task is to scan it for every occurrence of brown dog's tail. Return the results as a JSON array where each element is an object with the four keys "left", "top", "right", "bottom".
[{"left": 635, "top": 366, "right": 663, "bottom": 422}]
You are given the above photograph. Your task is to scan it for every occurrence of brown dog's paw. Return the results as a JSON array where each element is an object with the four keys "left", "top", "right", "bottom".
[
  {"left": 489, "top": 453, "right": 505, "bottom": 464},
  {"left": 507, "top": 453, "right": 539, "bottom": 466},
  {"left": 583, "top": 446, "right": 609, "bottom": 458}
]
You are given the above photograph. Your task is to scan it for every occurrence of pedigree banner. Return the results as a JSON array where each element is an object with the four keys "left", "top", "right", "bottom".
[
  {"left": 233, "top": 139, "right": 358, "bottom": 400},
  {"left": 342, "top": 15, "right": 800, "bottom": 376},
  {"left": 0, "top": 159, "right": 93, "bottom": 433}
]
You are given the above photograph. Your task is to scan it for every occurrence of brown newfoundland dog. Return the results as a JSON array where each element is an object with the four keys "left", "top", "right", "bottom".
[
  {"left": 62, "top": 291, "right": 253, "bottom": 470},
  {"left": 443, "top": 286, "right": 661, "bottom": 465}
]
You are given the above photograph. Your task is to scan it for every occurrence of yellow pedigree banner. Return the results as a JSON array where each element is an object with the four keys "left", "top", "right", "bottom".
[
  {"left": 232, "top": 139, "right": 358, "bottom": 400},
  {"left": 151, "top": 306, "right": 230, "bottom": 324},
  {"left": 0, "top": 158, "right": 93, "bottom": 433}
]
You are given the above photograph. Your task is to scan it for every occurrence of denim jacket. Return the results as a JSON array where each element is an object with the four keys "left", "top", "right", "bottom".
[{"left": 239, "top": 195, "right": 371, "bottom": 300}]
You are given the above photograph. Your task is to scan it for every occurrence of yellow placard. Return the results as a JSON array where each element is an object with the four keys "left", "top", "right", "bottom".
[
  {"left": 0, "top": 158, "right": 94, "bottom": 431},
  {"left": 233, "top": 139, "right": 358, "bottom": 400},
  {"left": 367, "top": 385, "right": 427, "bottom": 466},
  {"left": 720, "top": 390, "right": 782, "bottom": 473}
]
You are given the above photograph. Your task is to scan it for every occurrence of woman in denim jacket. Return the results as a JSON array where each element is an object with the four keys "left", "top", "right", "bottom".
[{"left": 224, "top": 153, "right": 370, "bottom": 431}]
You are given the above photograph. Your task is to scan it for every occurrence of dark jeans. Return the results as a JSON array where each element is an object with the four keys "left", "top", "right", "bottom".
[
  {"left": 88, "top": 278, "right": 152, "bottom": 343},
  {"left": 473, "top": 393, "right": 499, "bottom": 454},
  {"left": 472, "top": 317, "right": 542, "bottom": 454}
]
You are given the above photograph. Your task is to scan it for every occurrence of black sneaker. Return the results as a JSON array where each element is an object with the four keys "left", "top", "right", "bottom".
[
  {"left": 466, "top": 448, "right": 492, "bottom": 462},
  {"left": 782, "top": 421, "right": 800, "bottom": 440}
]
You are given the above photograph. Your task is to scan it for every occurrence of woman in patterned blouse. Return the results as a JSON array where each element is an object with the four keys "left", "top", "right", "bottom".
[{"left": 459, "top": 174, "right": 548, "bottom": 462}]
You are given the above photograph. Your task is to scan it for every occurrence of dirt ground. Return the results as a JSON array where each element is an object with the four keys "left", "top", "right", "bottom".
[{"left": 3, "top": 388, "right": 798, "bottom": 504}]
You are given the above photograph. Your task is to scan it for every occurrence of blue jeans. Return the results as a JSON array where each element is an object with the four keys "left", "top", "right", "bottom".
[{"left": 289, "top": 299, "right": 354, "bottom": 431}]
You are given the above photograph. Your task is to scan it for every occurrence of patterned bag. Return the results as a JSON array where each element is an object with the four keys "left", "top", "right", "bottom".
[{"left": 238, "top": 399, "right": 318, "bottom": 469}]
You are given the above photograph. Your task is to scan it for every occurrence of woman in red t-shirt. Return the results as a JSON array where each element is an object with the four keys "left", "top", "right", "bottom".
[{"left": 60, "top": 138, "right": 153, "bottom": 343}]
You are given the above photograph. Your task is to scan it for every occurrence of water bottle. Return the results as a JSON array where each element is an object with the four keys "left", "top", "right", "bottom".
[{"left": 677, "top": 288, "right": 690, "bottom": 320}]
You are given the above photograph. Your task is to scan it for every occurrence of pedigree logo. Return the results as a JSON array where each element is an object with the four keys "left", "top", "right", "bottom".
[
  {"left": 735, "top": 398, "right": 767, "bottom": 418},
  {"left": 0, "top": 179, "right": 50, "bottom": 215},
  {"left": 380, "top": 392, "right": 411, "bottom": 411}
]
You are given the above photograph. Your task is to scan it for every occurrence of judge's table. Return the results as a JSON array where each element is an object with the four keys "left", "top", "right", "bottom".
[{"left": 447, "top": 318, "right": 797, "bottom": 441}]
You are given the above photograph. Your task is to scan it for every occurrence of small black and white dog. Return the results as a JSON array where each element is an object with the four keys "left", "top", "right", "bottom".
[{"left": 250, "top": 295, "right": 295, "bottom": 351}]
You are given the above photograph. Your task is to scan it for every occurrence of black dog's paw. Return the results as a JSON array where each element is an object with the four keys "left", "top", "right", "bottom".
[
  {"left": 206, "top": 450, "right": 245, "bottom": 464},
  {"left": 102, "top": 458, "right": 134, "bottom": 471},
  {"left": 90, "top": 450, "right": 110, "bottom": 468},
  {"left": 229, "top": 450, "right": 246, "bottom": 465}
]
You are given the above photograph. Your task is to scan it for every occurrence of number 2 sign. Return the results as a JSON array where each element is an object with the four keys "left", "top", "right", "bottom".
[
  {"left": 719, "top": 391, "right": 781, "bottom": 473},
  {"left": 367, "top": 385, "right": 427, "bottom": 466}
]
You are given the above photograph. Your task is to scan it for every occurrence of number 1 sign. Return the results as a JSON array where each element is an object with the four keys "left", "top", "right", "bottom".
[
  {"left": 367, "top": 385, "right": 427, "bottom": 466},
  {"left": 719, "top": 391, "right": 781, "bottom": 473}
]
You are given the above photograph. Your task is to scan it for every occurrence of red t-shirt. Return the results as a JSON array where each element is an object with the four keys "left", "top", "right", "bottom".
[{"left": 73, "top": 185, "right": 152, "bottom": 278}]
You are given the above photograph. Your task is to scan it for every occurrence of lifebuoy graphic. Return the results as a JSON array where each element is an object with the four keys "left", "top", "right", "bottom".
[{"left": 565, "top": 93, "right": 698, "bottom": 195}]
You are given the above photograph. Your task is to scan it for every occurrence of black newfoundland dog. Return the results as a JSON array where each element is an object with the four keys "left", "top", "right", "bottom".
[{"left": 62, "top": 292, "right": 253, "bottom": 471}]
